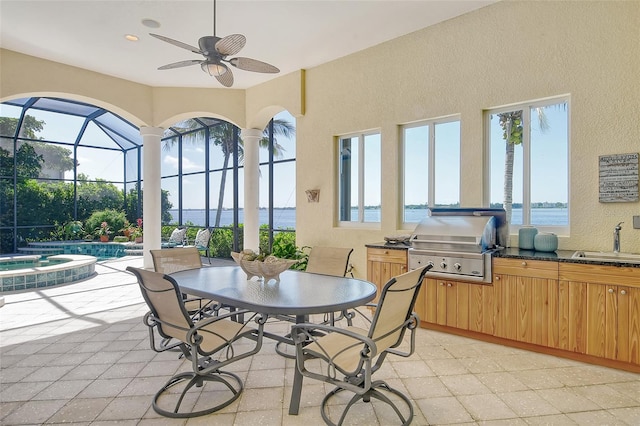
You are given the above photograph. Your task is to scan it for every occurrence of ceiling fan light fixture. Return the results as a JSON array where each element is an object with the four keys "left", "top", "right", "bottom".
[{"left": 201, "top": 61, "right": 228, "bottom": 77}]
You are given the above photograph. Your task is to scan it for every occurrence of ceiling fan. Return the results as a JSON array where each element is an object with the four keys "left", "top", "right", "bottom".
[{"left": 150, "top": 0, "right": 279, "bottom": 87}]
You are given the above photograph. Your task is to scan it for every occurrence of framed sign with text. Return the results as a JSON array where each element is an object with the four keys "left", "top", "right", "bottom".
[{"left": 599, "top": 152, "right": 639, "bottom": 203}]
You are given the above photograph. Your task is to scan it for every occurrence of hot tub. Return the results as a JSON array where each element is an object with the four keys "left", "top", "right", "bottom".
[{"left": 0, "top": 254, "right": 96, "bottom": 292}]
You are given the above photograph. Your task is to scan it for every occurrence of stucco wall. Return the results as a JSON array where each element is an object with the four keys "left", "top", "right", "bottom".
[{"left": 295, "top": 1, "right": 640, "bottom": 275}]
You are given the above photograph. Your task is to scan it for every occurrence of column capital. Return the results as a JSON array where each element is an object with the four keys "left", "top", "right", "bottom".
[
  {"left": 140, "top": 126, "right": 164, "bottom": 137},
  {"left": 241, "top": 128, "right": 263, "bottom": 140}
]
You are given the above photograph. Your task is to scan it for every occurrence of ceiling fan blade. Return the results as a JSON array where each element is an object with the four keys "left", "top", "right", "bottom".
[
  {"left": 228, "top": 57, "right": 280, "bottom": 74},
  {"left": 216, "top": 34, "right": 246, "bottom": 56},
  {"left": 158, "top": 59, "right": 203, "bottom": 70},
  {"left": 215, "top": 67, "right": 234, "bottom": 87},
  {"left": 149, "top": 33, "right": 201, "bottom": 54}
]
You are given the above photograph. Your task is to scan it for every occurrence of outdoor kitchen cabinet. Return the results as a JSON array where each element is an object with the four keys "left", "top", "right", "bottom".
[
  {"left": 422, "top": 277, "right": 494, "bottom": 333},
  {"left": 558, "top": 263, "right": 640, "bottom": 364},
  {"left": 366, "top": 247, "right": 407, "bottom": 305},
  {"left": 492, "top": 258, "right": 560, "bottom": 348}
]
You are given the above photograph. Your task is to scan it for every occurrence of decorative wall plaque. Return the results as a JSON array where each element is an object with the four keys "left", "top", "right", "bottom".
[{"left": 599, "top": 152, "right": 639, "bottom": 203}]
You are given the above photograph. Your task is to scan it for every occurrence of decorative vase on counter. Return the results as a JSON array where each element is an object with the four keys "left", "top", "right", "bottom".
[
  {"left": 518, "top": 226, "right": 538, "bottom": 250},
  {"left": 534, "top": 232, "right": 558, "bottom": 252}
]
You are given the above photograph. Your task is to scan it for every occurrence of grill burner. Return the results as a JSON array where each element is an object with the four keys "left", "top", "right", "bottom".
[{"left": 408, "top": 208, "right": 507, "bottom": 283}]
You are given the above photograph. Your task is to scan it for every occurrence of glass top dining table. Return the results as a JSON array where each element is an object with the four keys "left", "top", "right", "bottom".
[{"left": 169, "top": 265, "right": 377, "bottom": 415}]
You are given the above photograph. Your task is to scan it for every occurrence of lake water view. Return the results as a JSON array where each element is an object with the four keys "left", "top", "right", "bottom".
[{"left": 170, "top": 207, "right": 568, "bottom": 228}]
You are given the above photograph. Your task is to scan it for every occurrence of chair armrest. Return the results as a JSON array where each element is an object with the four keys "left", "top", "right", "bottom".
[
  {"left": 187, "top": 309, "right": 262, "bottom": 348},
  {"left": 291, "top": 323, "right": 378, "bottom": 359}
]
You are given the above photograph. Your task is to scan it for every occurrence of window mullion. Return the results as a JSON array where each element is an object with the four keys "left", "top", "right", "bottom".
[
  {"left": 523, "top": 109, "right": 531, "bottom": 225},
  {"left": 428, "top": 124, "right": 436, "bottom": 206},
  {"left": 358, "top": 134, "right": 365, "bottom": 222}
]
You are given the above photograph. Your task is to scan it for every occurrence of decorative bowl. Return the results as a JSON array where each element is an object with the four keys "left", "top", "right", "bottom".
[{"left": 231, "top": 252, "right": 297, "bottom": 283}]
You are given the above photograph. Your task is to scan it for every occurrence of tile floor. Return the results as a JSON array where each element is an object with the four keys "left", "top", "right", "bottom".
[{"left": 1, "top": 256, "right": 639, "bottom": 425}]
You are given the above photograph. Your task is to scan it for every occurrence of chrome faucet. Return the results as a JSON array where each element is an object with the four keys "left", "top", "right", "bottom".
[{"left": 613, "top": 222, "right": 623, "bottom": 253}]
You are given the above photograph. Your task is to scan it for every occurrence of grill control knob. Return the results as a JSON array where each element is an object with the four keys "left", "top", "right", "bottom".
[
  {"left": 440, "top": 261, "right": 447, "bottom": 269},
  {"left": 454, "top": 263, "right": 462, "bottom": 271}
]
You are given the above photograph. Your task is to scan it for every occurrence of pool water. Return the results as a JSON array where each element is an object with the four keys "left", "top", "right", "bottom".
[{"left": 0, "top": 258, "right": 71, "bottom": 272}]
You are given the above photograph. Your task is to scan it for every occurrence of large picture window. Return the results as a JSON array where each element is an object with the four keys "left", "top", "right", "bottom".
[
  {"left": 402, "top": 117, "right": 460, "bottom": 224},
  {"left": 338, "top": 132, "right": 381, "bottom": 224},
  {"left": 486, "top": 97, "right": 569, "bottom": 231}
]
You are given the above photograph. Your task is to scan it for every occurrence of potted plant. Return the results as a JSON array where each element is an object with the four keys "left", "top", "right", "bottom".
[
  {"left": 95, "top": 221, "right": 112, "bottom": 242},
  {"left": 120, "top": 220, "right": 133, "bottom": 239},
  {"left": 132, "top": 218, "right": 143, "bottom": 243}
]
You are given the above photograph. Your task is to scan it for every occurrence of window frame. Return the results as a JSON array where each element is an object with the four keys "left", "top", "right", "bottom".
[
  {"left": 484, "top": 95, "right": 571, "bottom": 235},
  {"left": 336, "top": 130, "right": 381, "bottom": 227},
  {"left": 400, "top": 115, "right": 461, "bottom": 228}
]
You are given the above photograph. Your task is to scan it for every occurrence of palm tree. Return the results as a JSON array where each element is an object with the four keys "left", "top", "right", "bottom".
[
  {"left": 164, "top": 117, "right": 295, "bottom": 226},
  {"left": 497, "top": 108, "right": 549, "bottom": 223}
]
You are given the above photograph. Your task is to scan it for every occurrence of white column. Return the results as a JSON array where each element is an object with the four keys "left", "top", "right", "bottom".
[
  {"left": 241, "top": 128, "right": 262, "bottom": 251},
  {"left": 140, "top": 126, "right": 164, "bottom": 269}
]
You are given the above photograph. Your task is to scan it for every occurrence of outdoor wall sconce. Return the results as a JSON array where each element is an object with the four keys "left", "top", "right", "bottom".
[{"left": 305, "top": 189, "right": 320, "bottom": 203}]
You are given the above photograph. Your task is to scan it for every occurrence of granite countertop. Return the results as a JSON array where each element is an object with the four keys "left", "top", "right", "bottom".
[
  {"left": 494, "top": 247, "right": 640, "bottom": 268},
  {"left": 365, "top": 242, "right": 411, "bottom": 250},
  {"left": 366, "top": 242, "right": 640, "bottom": 268}
]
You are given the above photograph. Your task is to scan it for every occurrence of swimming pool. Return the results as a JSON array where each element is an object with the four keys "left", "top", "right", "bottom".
[
  {"left": 0, "top": 256, "right": 71, "bottom": 271},
  {"left": 18, "top": 241, "right": 140, "bottom": 260},
  {"left": 0, "top": 254, "right": 96, "bottom": 293}
]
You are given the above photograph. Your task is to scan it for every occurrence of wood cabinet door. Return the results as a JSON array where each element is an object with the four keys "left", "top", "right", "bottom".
[
  {"left": 562, "top": 283, "right": 640, "bottom": 363},
  {"left": 366, "top": 248, "right": 407, "bottom": 305},
  {"left": 616, "top": 286, "right": 640, "bottom": 364},
  {"left": 520, "top": 277, "right": 559, "bottom": 347},
  {"left": 559, "top": 263, "right": 640, "bottom": 364},
  {"left": 424, "top": 278, "right": 438, "bottom": 324},
  {"left": 494, "top": 274, "right": 518, "bottom": 340},
  {"left": 423, "top": 278, "right": 488, "bottom": 331},
  {"left": 585, "top": 282, "right": 616, "bottom": 359},
  {"left": 558, "top": 280, "right": 587, "bottom": 353},
  {"left": 467, "top": 282, "right": 494, "bottom": 335},
  {"left": 495, "top": 273, "right": 558, "bottom": 346}
]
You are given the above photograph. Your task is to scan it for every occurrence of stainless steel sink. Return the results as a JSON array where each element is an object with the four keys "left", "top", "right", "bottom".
[{"left": 571, "top": 251, "right": 640, "bottom": 264}]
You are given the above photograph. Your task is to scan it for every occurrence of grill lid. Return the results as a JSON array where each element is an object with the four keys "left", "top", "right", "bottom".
[{"left": 410, "top": 208, "right": 507, "bottom": 253}]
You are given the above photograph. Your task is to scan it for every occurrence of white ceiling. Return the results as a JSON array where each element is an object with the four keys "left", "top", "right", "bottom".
[{"left": 0, "top": 0, "right": 495, "bottom": 89}]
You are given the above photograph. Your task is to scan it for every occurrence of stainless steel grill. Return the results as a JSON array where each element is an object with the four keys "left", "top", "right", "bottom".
[{"left": 408, "top": 208, "right": 507, "bottom": 283}]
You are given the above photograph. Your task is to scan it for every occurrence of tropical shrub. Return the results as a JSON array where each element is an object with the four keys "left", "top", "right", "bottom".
[
  {"left": 210, "top": 227, "right": 236, "bottom": 258},
  {"left": 85, "top": 209, "right": 127, "bottom": 239}
]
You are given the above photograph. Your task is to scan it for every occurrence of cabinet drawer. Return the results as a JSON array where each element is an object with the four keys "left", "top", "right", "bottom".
[
  {"left": 367, "top": 248, "right": 407, "bottom": 264},
  {"left": 559, "top": 262, "right": 640, "bottom": 287},
  {"left": 493, "top": 257, "right": 558, "bottom": 279}
]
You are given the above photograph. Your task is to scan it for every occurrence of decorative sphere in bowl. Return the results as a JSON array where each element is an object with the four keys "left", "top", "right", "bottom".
[{"left": 231, "top": 252, "right": 297, "bottom": 282}]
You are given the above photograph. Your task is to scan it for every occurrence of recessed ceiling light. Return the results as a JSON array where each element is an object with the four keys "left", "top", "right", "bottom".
[
  {"left": 142, "top": 19, "right": 160, "bottom": 28},
  {"left": 125, "top": 34, "right": 139, "bottom": 42}
]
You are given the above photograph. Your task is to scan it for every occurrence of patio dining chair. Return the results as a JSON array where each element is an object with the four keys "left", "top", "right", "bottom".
[
  {"left": 190, "top": 227, "right": 213, "bottom": 264},
  {"left": 305, "top": 246, "right": 354, "bottom": 278},
  {"left": 292, "top": 265, "right": 431, "bottom": 425},
  {"left": 275, "top": 247, "right": 354, "bottom": 358},
  {"left": 150, "top": 247, "right": 215, "bottom": 317},
  {"left": 127, "top": 266, "right": 265, "bottom": 418},
  {"left": 305, "top": 246, "right": 355, "bottom": 325},
  {"left": 162, "top": 226, "right": 188, "bottom": 248}
]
